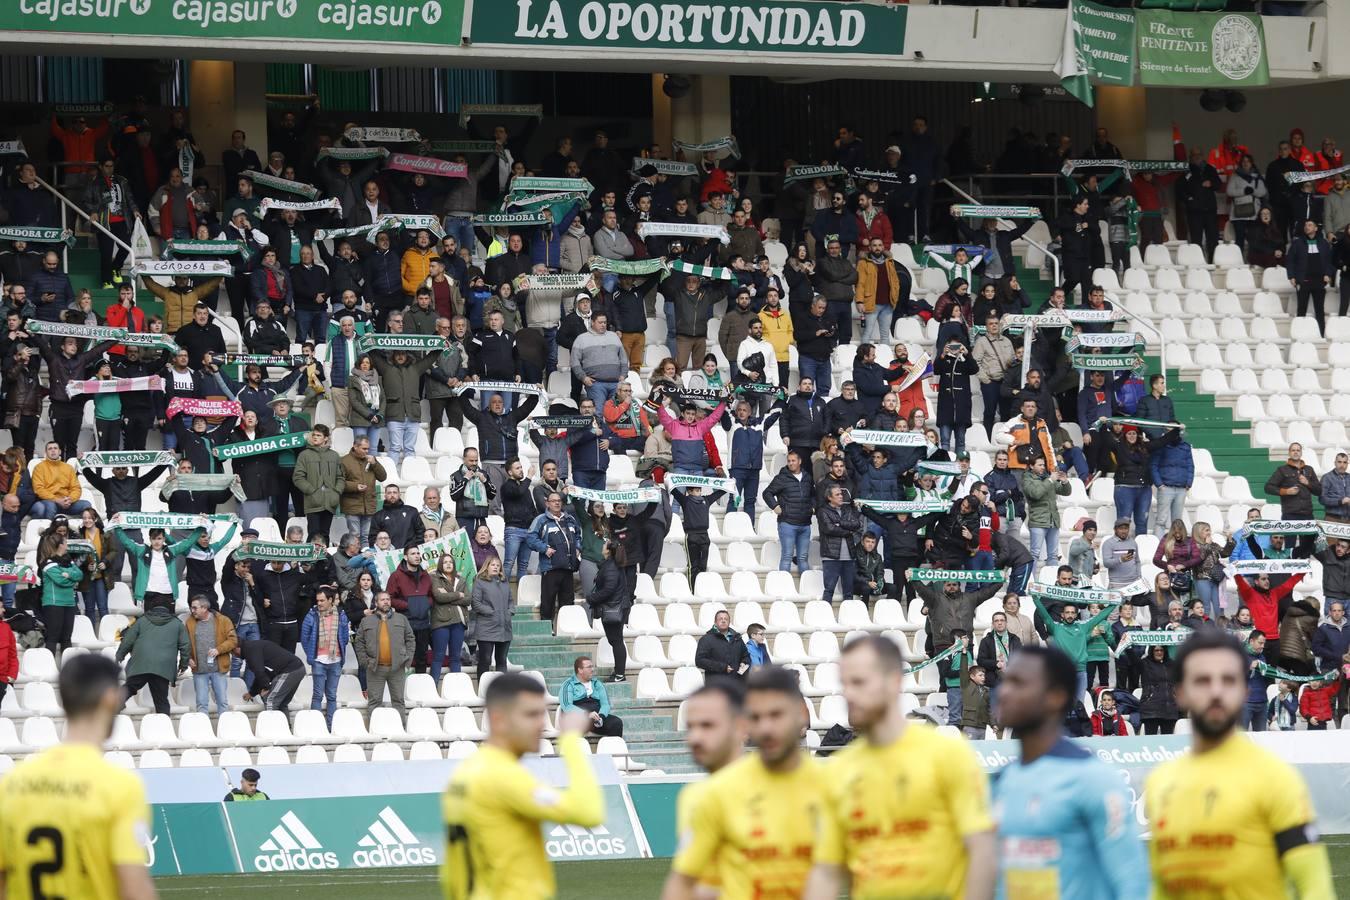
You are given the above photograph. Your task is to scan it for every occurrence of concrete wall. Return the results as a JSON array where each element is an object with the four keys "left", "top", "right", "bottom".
[{"left": 1144, "top": 81, "right": 1350, "bottom": 161}]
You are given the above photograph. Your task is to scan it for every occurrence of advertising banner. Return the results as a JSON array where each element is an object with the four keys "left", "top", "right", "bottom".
[
  {"left": 1137, "top": 10, "right": 1268, "bottom": 87},
  {"left": 1, "top": 0, "right": 465, "bottom": 45},
  {"left": 474, "top": 0, "right": 906, "bottom": 55}
]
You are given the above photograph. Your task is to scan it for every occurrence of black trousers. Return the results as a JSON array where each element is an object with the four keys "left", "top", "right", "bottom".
[
  {"left": 887, "top": 554, "right": 921, "bottom": 607},
  {"left": 266, "top": 620, "right": 300, "bottom": 652},
  {"left": 428, "top": 396, "right": 462, "bottom": 441},
  {"left": 1185, "top": 208, "right": 1218, "bottom": 261},
  {"left": 980, "top": 381, "right": 1002, "bottom": 436},
  {"left": 263, "top": 668, "right": 304, "bottom": 712},
  {"left": 9, "top": 415, "right": 38, "bottom": 462},
  {"left": 476, "top": 640, "right": 510, "bottom": 675},
  {"left": 306, "top": 512, "right": 334, "bottom": 546},
  {"left": 1116, "top": 658, "right": 1141, "bottom": 692},
  {"left": 539, "top": 569, "right": 574, "bottom": 622},
  {"left": 143, "top": 591, "right": 174, "bottom": 613},
  {"left": 686, "top": 531, "right": 711, "bottom": 582},
  {"left": 123, "top": 673, "right": 171, "bottom": 715},
  {"left": 1296, "top": 280, "right": 1328, "bottom": 336},
  {"left": 603, "top": 620, "right": 627, "bottom": 677},
  {"left": 51, "top": 415, "right": 81, "bottom": 461},
  {"left": 96, "top": 419, "right": 121, "bottom": 451},
  {"left": 412, "top": 627, "right": 430, "bottom": 674},
  {"left": 42, "top": 605, "right": 75, "bottom": 654},
  {"left": 1062, "top": 262, "right": 1091, "bottom": 301},
  {"left": 1086, "top": 660, "right": 1109, "bottom": 690},
  {"left": 574, "top": 696, "right": 624, "bottom": 736},
  {"left": 1143, "top": 719, "right": 1176, "bottom": 735},
  {"left": 121, "top": 414, "right": 150, "bottom": 451},
  {"left": 97, "top": 219, "right": 131, "bottom": 284},
  {"left": 639, "top": 521, "right": 668, "bottom": 579},
  {"left": 224, "top": 276, "right": 249, "bottom": 321},
  {"left": 272, "top": 469, "right": 304, "bottom": 531}
]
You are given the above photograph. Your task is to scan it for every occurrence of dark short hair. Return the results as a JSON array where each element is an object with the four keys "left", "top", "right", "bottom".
[
  {"left": 744, "top": 664, "right": 804, "bottom": 702},
  {"left": 484, "top": 672, "right": 545, "bottom": 709},
  {"left": 1012, "top": 644, "right": 1079, "bottom": 715},
  {"left": 573, "top": 655, "right": 592, "bottom": 673},
  {"left": 1173, "top": 627, "right": 1246, "bottom": 681},
  {"left": 312, "top": 424, "right": 331, "bottom": 437},
  {"left": 688, "top": 680, "right": 745, "bottom": 713},
  {"left": 58, "top": 653, "right": 122, "bottom": 719},
  {"left": 241, "top": 768, "right": 262, "bottom": 782},
  {"left": 842, "top": 633, "right": 905, "bottom": 672}
]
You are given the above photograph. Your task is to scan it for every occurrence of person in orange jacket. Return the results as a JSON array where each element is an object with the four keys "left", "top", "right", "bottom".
[
  {"left": 50, "top": 113, "right": 109, "bottom": 180},
  {"left": 1289, "top": 128, "right": 1318, "bottom": 170},
  {"left": 1314, "top": 136, "right": 1344, "bottom": 195}
]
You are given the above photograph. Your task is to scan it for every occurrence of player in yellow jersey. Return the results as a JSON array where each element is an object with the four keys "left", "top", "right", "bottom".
[
  {"left": 674, "top": 681, "right": 747, "bottom": 898},
  {"left": 0, "top": 654, "right": 157, "bottom": 900},
  {"left": 662, "top": 666, "right": 826, "bottom": 900},
  {"left": 806, "top": 634, "right": 997, "bottom": 900},
  {"left": 1145, "top": 629, "right": 1334, "bottom": 900},
  {"left": 441, "top": 671, "right": 603, "bottom": 900}
]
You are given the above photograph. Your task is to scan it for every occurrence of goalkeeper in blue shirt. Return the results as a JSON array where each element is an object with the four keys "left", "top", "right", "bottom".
[{"left": 991, "top": 644, "right": 1148, "bottom": 900}]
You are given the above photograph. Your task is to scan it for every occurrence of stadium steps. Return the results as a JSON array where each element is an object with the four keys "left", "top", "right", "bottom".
[{"left": 66, "top": 244, "right": 166, "bottom": 320}]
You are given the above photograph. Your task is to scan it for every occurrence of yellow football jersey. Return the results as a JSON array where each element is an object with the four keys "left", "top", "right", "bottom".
[
  {"left": 672, "top": 752, "right": 826, "bottom": 900},
  {"left": 674, "top": 776, "right": 721, "bottom": 889},
  {"left": 815, "top": 721, "right": 994, "bottom": 898},
  {"left": 440, "top": 733, "right": 602, "bottom": 900},
  {"left": 0, "top": 743, "right": 151, "bottom": 900},
  {"left": 1145, "top": 733, "right": 1323, "bottom": 899}
]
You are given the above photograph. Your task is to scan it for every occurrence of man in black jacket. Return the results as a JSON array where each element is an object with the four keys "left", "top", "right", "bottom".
[
  {"left": 780, "top": 378, "right": 828, "bottom": 455},
  {"left": 824, "top": 381, "right": 867, "bottom": 438},
  {"left": 975, "top": 612, "right": 1022, "bottom": 689},
  {"left": 1054, "top": 195, "right": 1094, "bottom": 300},
  {"left": 256, "top": 559, "right": 304, "bottom": 651},
  {"left": 1265, "top": 442, "right": 1322, "bottom": 520},
  {"left": 370, "top": 484, "right": 422, "bottom": 548},
  {"left": 795, "top": 297, "right": 837, "bottom": 394},
  {"left": 1178, "top": 149, "right": 1221, "bottom": 262},
  {"left": 234, "top": 638, "right": 305, "bottom": 711},
  {"left": 694, "top": 610, "right": 750, "bottom": 680},
  {"left": 859, "top": 505, "right": 935, "bottom": 605},
  {"left": 111, "top": 346, "right": 163, "bottom": 451},
  {"left": 762, "top": 449, "right": 816, "bottom": 574}
]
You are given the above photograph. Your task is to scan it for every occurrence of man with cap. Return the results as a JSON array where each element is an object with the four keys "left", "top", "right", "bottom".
[
  {"left": 220, "top": 358, "right": 306, "bottom": 422},
  {"left": 224, "top": 767, "right": 270, "bottom": 802},
  {"left": 557, "top": 292, "right": 594, "bottom": 403},
  {"left": 264, "top": 392, "right": 310, "bottom": 531},
  {"left": 1100, "top": 517, "right": 1142, "bottom": 591},
  {"left": 220, "top": 204, "right": 267, "bottom": 320}
]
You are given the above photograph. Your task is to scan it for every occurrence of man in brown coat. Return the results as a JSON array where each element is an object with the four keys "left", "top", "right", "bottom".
[
  {"left": 141, "top": 274, "right": 226, "bottom": 334},
  {"left": 186, "top": 595, "right": 239, "bottom": 717},
  {"left": 340, "top": 434, "right": 387, "bottom": 545}
]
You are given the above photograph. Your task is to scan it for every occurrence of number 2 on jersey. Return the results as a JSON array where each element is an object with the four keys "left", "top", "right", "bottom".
[{"left": 26, "top": 826, "right": 65, "bottom": 900}]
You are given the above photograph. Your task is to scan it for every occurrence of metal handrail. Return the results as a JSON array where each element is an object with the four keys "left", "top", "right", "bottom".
[{"left": 34, "top": 174, "right": 136, "bottom": 265}]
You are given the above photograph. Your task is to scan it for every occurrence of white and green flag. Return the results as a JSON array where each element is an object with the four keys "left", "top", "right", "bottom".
[{"left": 1055, "top": 0, "right": 1137, "bottom": 107}]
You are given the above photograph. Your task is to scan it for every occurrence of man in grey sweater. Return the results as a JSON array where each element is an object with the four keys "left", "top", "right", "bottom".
[
  {"left": 571, "top": 313, "right": 629, "bottom": 409},
  {"left": 592, "top": 210, "right": 633, "bottom": 293},
  {"left": 1100, "top": 518, "right": 1141, "bottom": 589}
]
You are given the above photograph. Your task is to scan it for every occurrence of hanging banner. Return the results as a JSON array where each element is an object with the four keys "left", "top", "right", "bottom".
[
  {"left": 385, "top": 154, "right": 468, "bottom": 179},
  {"left": 665, "top": 474, "right": 737, "bottom": 495},
  {"left": 1137, "top": 10, "right": 1269, "bottom": 87},
  {"left": 258, "top": 197, "right": 342, "bottom": 215},
  {"left": 856, "top": 499, "right": 950, "bottom": 514},
  {"left": 632, "top": 158, "right": 698, "bottom": 177},
  {"left": 672, "top": 136, "right": 741, "bottom": 159},
  {"left": 165, "top": 398, "right": 242, "bottom": 419},
  {"left": 316, "top": 147, "right": 390, "bottom": 163},
  {"left": 454, "top": 381, "right": 547, "bottom": 398},
  {"left": 66, "top": 376, "right": 164, "bottom": 397},
  {"left": 166, "top": 239, "right": 247, "bottom": 258},
  {"left": 457, "top": 104, "right": 544, "bottom": 129},
  {"left": 242, "top": 170, "right": 320, "bottom": 200},
  {"left": 25, "top": 320, "right": 123, "bottom": 341},
  {"left": 951, "top": 205, "right": 1042, "bottom": 220},
  {"left": 212, "top": 432, "right": 310, "bottom": 461},
  {"left": 844, "top": 429, "right": 926, "bottom": 447},
  {"left": 80, "top": 450, "right": 177, "bottom": 469},
  {"left": 668, "top": 260, "right": 735, "bottom": 281},
  {"left": 1055, "top": 0, "right": 1136, "bottom": 106},
  {"left": 906, "top": 568, "right": 1005, "bottom": 583},
  {"left": 109, "top": 512, "right": 210, "bottom": 531},
  {"left": 344, "top": 127, "right": 422, "bottom": 144},
  {"left": 131, "top": 260, "right": 232, "bottom": 279},
  {"left": 783, "top": 165, "right": 848, "bottom": 185},
  {"left": 356, "top": 333, "right": 450, "bottom": 353},
  {"left": 567, "top": 485, "right": 663, "bottom": 505},
  {"left": 1229, "top": 558, "right": 1312, "bottom": 577},
  {"left": 235, "top": 541, "right": 328, "bottom": 563},
  {"left": 0, "top": 226, "right": 75, "bottom": 247}
]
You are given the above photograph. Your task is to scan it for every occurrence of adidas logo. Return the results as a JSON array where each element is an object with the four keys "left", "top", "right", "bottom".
[
  {"left": 545, "top": 823, "right": 627, "bottom": 858},
  {"left": 352, "top": 806, "right": 436, "bottom": 867},
  {"left": 253, "top": 811, "right": 340, "bottom": 872}
]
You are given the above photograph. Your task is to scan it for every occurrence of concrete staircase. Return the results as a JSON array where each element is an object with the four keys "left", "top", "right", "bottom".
[{"left": 509, "top": 611, "right": 695, "bottom": 774}]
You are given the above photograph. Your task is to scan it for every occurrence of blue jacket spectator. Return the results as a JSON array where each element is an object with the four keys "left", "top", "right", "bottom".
[
  {"left": 525, "top": 509, "right": 583, "bottom": 573},
  {"left": 1151, "top": 438, "right": 1195, "bottom": 489},
  {"left": 1321, "top": 463, "right": 1350, "bottom": 522},
  {"left": 1076, "top": 378, "right": 1114, "bottom": 434},
  {"left": 1311, "top": 612, "right": 1350, "bottom": 672},
  {"left": 852, "top": 359, "right": 891, "bottom": 417},
  {"left": 558, "top": 671, "right": 612, "bottom": 716},
  {"left": 529, "top": 204, "right": 581, "bottom": 270},
  {"left": 1113, "top": 372, "right": 1146, "bottom": 415},
  {"left": 28, "top": 268, "right": 75, "bottom": 315},
  {"left": 300, "top": 605, "right": 350, "bottom": 665}
]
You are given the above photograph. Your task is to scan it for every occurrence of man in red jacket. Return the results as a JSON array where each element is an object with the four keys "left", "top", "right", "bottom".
[
  {"left": 385, "top": 542, "right": 434, "bottom": 675},
  {"left": 1235, "top": 570, "right": 1305, "bottom": 646},
  {"left": 1315, "top": 137, "right": 1344, "bottom": 195},
  {"left": 0, "top": 614, "right": 17, "bottom": 708},
  {"left": 103, "top": 283, "right": 146, "bottom": 357}
]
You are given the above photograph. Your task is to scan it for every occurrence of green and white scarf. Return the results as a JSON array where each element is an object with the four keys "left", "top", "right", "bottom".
[
  {"left": 1072, "top": 353, "right": 1146, "bottom": 372},
  {"left": 638, "top": 221, "right": 730, "bottom": 245},
  {"left": 212, "top": 432, "right": 310, "bottom": 461},
  {"left": 315, "top": 146, "right": 390, "bottom": 162},
  {"left": 25, "top": 321, "right": 123, "bottom": 341},
  {"left": 567, "top": 485, "right": 663, "bottom": 504},
  {"left": 669, "top": 259, "right": 735, "bottom": 281},
  {"left": 130, "top": 260, "right": 232, "bottom": 278},
  {"left": 1094, "top": 416, "right": 1184, "bottom": 432},
  {"left": 110, "top": 512, "right": 210, "bottom": 530},
  {"left": 80, "top": 450, "right": 176, "bottom": 469},
  {"left": 1029, "top": 582, "right": 1125, "bottom": 605},
  {"left": 235, "top": 541, "right": 327, "bottom": 562},
  {"left": 951, "top": 204, "right": 1042, "bottom": 219},
  {"left": 0, "top": 226, "right": 75, "bottom": 247},
  {"left": 457, "top": 103, "right": 543, "bottom": 129},
  {"left": 782, "top": 165, "right": 848, "bottom": 185},
  {"left": 1112, "top": 629, "right": 1191, "bottom": 657},
  {"left": 160, "top": 473, "right": 245, "bottom": 502},
  {"left": 165, "top": 239, "right": 247, "bottom": 258},
  {"left": 672, "top": 136, "right": 740, "bottom": 160},
  {"left": 1256, "top": 663, "right": 1340, "bottom": 683},
  {"left": 121, "top": 333, "right": 180, "bottom": 353},
  {"left": 472, "top": 210, "right": 550, "bottom": 226},
  {"left": 846, "top": 429, "right": 926, "bottom": 447},
  {"left": 665, "top": 474, "right": 737, "bottom": 495},
  {"left": 243, "top": 170, "right": 320, "bottom": 200},
  {"left": 856, "top": 499, "right": 949, "bottom": 514},
  {"left": 1060, "top": 159, "right": 1187, "bottom": 177},
  {"left": 908, "top": 642, "right": 961, "bottom": 673},
  {"left": 906, "top": 568, "right": 1005, "bottom": 583},
  {"left": 258, "top": 197, "right": 342, "bottom": 215},
  {"left": 0, "top": 140, "right": 27, "bottom": 157},
  {"left": 344, "top": 126, "right": 421, "bottom": 143},
  {"left": 454, "top": 381, "right": 546, "bottom": 398},
  {"left": 1229, "top": 559, "right": 1312, "bottom": 577},
  {"left": 223, "top": 353, "right": 307, "bottom": 368},
  {"left": 1285, "top": 164, "right": 1350, "bottom": 186},
  {"left": 510, "top": 176, "right": 595, "bottom": 195},
  {"left": 632, "top": 158, "right": 697, "bottom": 176},
  {"left": 429, "top": 140, "right": 499, "bottom": 154},
  {"left": 587, "top": 256, "right": 668, "bottom": 277},
  {"left": 356, "top": 333, "right": 449, "bottom": 353}
]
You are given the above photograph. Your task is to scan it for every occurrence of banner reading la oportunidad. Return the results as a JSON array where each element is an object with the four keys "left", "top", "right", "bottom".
[
  {"left": 1137, "top": 10, "right": 1268, "bottom": 87},
  {"left": 473, "top": 0, "right": 906, "bottom": 55}
]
